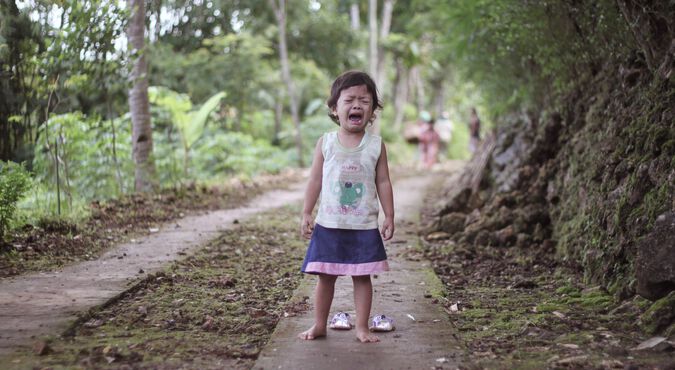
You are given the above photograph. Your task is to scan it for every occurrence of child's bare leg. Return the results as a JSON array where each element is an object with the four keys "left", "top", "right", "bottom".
[
  {"left": 352, "top": 275, "right": 379, "bottom": 343},
  {"left": 299, "top": 274, "right": 337, "bottom": 340}
]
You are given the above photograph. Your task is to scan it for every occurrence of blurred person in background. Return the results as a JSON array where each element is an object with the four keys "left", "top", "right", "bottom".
[{"left": 468, "top": 107, "right": 481, "bottom": 153}]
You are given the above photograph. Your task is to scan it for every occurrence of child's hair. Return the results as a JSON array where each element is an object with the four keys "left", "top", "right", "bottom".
[{"left": 327, "top": 70, "right": 383, "bottom": 125}]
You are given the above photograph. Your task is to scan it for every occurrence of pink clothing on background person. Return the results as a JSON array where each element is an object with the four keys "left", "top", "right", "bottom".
[{"left": 419, "top": 123, "right": 440, "bottom": 168}]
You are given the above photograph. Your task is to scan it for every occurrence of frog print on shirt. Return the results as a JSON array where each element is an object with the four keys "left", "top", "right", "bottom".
[
  {"left": 328, "top": 159, "right": 367, "bottom": 215},
  {"left": 332, "top": 180, "right": 364, "bottom": 207}
]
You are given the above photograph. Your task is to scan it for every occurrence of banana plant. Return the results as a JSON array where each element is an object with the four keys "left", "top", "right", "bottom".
[{"left": 149, "top": 87, "right": 226, "bottom": 176}]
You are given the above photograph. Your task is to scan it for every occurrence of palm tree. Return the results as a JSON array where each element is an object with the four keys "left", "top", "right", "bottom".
[
  {"left": 269, "top": 0, "right": 304, "bottom": 167},
  {"left": 127, "top": 0, "right": 156, "bottom": 192}
]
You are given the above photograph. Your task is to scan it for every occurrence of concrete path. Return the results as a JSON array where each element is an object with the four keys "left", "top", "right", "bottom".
[
  {"left": 0, "top": 181, "right": 306, "bottom": 356},
  {"left": 254, "top": 169, "right": 464, "bottom": 370}
]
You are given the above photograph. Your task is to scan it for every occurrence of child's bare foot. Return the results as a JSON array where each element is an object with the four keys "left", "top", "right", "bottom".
[
  {"left": 356, "top": 328, "right": 380, "bottom": 343},
  {"left": 298, "top": 325, "right": 326, "bottom": 340}
]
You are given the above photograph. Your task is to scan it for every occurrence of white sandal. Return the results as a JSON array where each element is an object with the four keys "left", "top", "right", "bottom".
[
  {"left": 329, "top": 312, "right": 352, "bottom": 330},
  {"left": 369, "top": 314, "right": 395, "bottom": 332}
]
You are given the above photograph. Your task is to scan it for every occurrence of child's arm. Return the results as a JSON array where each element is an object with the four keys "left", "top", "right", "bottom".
[
  {"left": 301, "top": 137, "right": 324, "bottom": 239},
  {"left": 375, "top": 142, "right": 395, "bottom": 241}
]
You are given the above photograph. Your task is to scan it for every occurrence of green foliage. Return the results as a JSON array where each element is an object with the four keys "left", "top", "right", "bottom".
[
  {"left": 192, "top": 130, "right": 292, "bottom": 179},
  {"left": 32, "top": 113, "right": 133, "bottom": 207},
  {"left": 422, "top": 0, "right": 634, "bottom": 114},
  {"left": 378, "top": 105, "right": 416, "bottom": 165},
  {"left": 0, "top": 161, "right": 31, "bottom": 240},
  {"left": 148, "top": 87, "right": 226, "bottom": 176},
  {"left": 286, "top": 2, "right": 359, "bottom": 76},
  {"left": 445, "top": 120, "right": 471, "bottom": 160},
  {"left": 149, "top": 31, "right": 272, "bottom": 117},
  {"left": 288, "top": 114, "right": 335, "bottom": 163}
]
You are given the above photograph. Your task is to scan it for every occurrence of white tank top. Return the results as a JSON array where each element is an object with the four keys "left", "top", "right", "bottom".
[{"left": 315, "top": 131, "right": 382, "bottom": 230}]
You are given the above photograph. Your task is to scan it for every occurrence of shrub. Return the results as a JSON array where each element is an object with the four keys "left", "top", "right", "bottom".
[{"left": 0, "top": 161, "right": 31, "bottom": 241}]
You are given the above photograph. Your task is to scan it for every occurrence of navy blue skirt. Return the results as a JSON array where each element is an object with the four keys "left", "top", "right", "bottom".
[{"left": 301, "top": 224, "right": 389, "bottom": 276}]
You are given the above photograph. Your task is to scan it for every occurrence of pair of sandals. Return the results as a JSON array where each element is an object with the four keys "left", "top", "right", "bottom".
[{"left": 329, "top": 311, "right": 395, "bottom": 332}]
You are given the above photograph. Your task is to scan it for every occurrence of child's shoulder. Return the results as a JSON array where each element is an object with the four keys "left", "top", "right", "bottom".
[
  {"left": 321, "top": 130, "right": 339, "bottom": 142},
  {"left": 370, "top": 132, "right": 384, "bottom": 144}
]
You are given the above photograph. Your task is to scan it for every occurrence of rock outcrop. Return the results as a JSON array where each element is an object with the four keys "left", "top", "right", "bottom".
[{"left": 429, "top": 58, "right": 674, "bottom": 313}]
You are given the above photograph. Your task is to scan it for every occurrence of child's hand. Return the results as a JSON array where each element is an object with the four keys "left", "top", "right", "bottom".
[
  {"left": 380, "top": 218, "right": 395, "bottom": 241},
  {"left": 301, "top": 215, "right": 314, "bottom": 239}
]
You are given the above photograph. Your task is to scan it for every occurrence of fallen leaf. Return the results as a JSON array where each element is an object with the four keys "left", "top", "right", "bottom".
[
  {"left": 426, "top": 232, "right": 451, "bottom": 241},
  {"left": 32, "top": 340, "right": 51, "bottom": 356},
  {"left": 552, "top": 311, "right": 566, "bottom": 319},
  {"left": 601, "top": 359, "right": 624, "bottom": 368},
  {"left": 84, "top": 319, "right": 104, "bottom": 328},
  {"left": 201, "top": 315, "right": 214, "bottom": 330},
  {"left": 634, "top": 336, "right": 671, "bottom": 351},
  {"left": 249, "top": 308, "right": 267, "bottom": 318},
  {"left": 554, "top": 355, "right": 589, "bottom": 365}
]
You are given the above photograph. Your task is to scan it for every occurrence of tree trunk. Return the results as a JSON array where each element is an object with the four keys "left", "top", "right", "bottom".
[
  {"left": 233, "top": 107, "right": 241, "bottom": 131},
  {"left": 107, "top": 95, "right": 124, "bottom": 194},
  {"left": 272, "top": 98, "right": 282, "bottom": 146},
  {"left": 376, "top": 0, "right": 394, "bottom": 91},
  {"left": 269, "top": 0, "right": 304, "bottom": 167},
  {"left": 367, "top": 0, "right": 380, "bottom": 132},
  {"left": 392, "top": 59, "right": 408, "bottom": 130},
  {"left": 368, "top": 0, "right": 378, "bottom": 80},
  {"left": 350, "top": 1, "right": 360, "bottom": 31},
  {"left": 432, "top": 78, "right": 446, "bottom": 119},
  {"left": 410, "top": 66, "right": 425, "bottom": 113},
  {"left": 127, "top": 0, "right": 156, "bottom": 192},
  {"left": 154, "top": 0, "right": 162, "bottom": 41},
  {"left": 372, "top": 0, "right": 395, "bottom": 134},
  {"left": 0, "top": 0, "right": 24, "bottom": 161}
]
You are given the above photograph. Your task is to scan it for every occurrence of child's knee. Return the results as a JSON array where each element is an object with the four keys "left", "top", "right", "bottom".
[
  {"left": 319, "top": 274, "right": 338, "bottom": 284},
  {"left": 352, "top": 275, "right": 372, "bottom": 284}
]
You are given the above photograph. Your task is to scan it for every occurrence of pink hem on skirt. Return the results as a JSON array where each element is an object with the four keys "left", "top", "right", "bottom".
[{"left": 304, "top": 261, "right": 389, "bottom": 276}]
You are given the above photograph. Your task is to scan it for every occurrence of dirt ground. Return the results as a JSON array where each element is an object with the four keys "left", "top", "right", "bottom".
[
  {"left": 0, "top": 170, "right": 304, "bottom": 278},
  {"left": 254, "top": 168, "right": 464, "bottom": 370},
  {"left": 0, "top": 179, "right": 307, "bottom": 356},
  {"left": 413, "top": 178, "right": 675, "bottom": 369},
  {"left": 1, "top": 165, "right": 460, "bottom": 370},
  {"left": 2, "top": 203, "right": 309, "bottom": 369},
  {"left": 1, "top": 163, "right": 673, "bottom": 369}
]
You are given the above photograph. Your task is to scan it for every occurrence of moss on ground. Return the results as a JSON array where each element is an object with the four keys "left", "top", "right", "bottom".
[
  {"left": 417, "top": 171, "right": 674, "bottom": 369},
  {"left": 640, "top": 291, "right": 675, "bottom": 334}
]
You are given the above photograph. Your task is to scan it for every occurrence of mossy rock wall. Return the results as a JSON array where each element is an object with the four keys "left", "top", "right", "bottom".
[
  {"left": 434, "top": 60, "right": 674, "bottom": 301},
  {"left": 549, "top": 63, "right": 673, "bottom": 298}
]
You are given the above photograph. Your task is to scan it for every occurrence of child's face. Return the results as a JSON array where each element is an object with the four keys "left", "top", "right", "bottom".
[{"left": 332, "top": 84, "right": 373, "bottom": 133}]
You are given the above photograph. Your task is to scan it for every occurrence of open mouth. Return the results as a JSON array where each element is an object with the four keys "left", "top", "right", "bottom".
[{"left": 348, "top": 112, "right": 363, "bottom": 124}]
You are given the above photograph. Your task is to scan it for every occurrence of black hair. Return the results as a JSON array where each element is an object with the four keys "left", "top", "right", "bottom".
[{"left": 326, "top": 70, "right": 383, "bottom": 125}]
